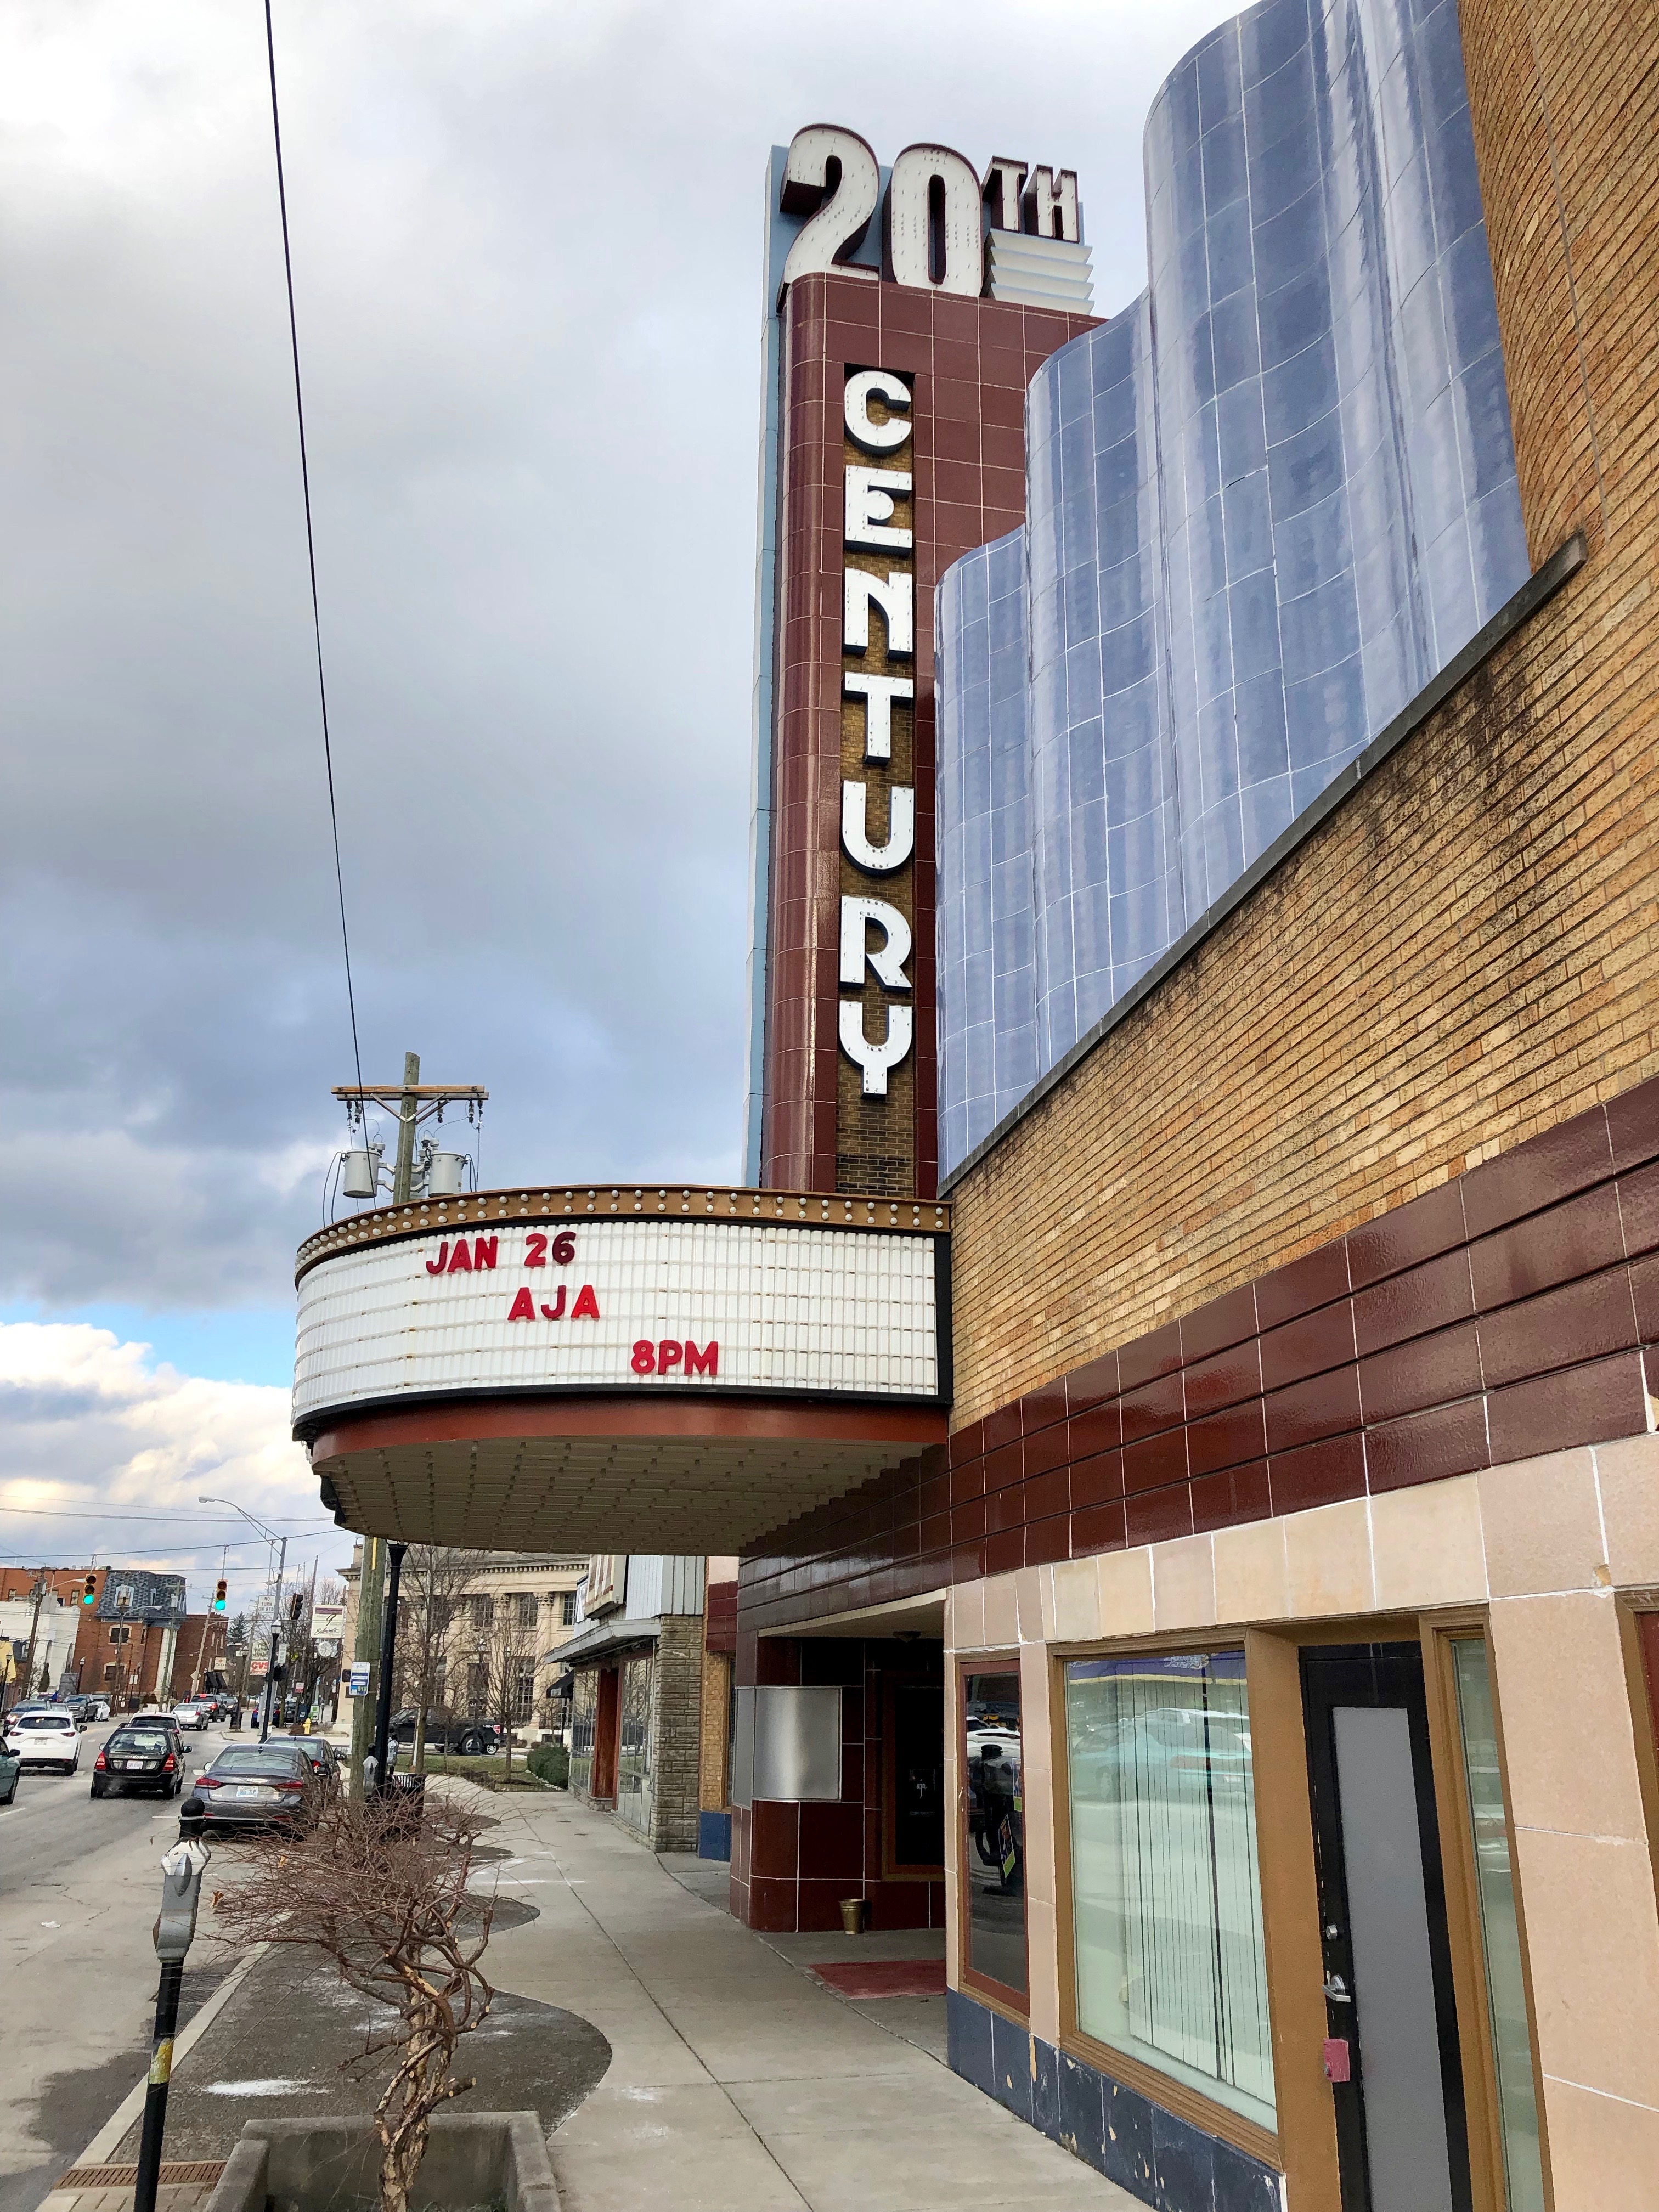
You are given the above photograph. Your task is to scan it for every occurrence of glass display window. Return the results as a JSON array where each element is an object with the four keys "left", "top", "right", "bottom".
[
  {"left": 960, "top": 1666, "right": 1028, "bottom": 2004},
  {"left": 1064, "top": 1649, "right": 1274, "bottom": 2131}
]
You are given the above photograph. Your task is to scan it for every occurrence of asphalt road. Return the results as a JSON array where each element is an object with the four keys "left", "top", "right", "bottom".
[{"left": 0, "top": 1717, "right": 235, "bottom": 2212}]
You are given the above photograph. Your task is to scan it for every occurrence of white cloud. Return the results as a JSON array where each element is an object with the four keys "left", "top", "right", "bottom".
[{"left": 0, "top": 1322, "right": 347, "bottom": 1609}]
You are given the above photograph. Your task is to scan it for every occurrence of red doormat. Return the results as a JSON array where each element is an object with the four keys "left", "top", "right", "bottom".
[{"left": 810, "top": 1959, "right": 947, "bottom": 1999}]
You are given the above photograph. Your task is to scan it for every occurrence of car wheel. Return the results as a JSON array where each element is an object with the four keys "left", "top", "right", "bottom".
[
  {"left": 459, "top": 1731, "right": 484, "bottom": 1756},
  {"left": 90, "top": 1778, "right": 105, "bottom": 1798}
]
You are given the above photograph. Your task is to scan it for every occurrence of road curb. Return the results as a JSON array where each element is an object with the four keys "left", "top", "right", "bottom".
[{"left": 73, "top": 1940, "right": 270, "bottom": 2168}]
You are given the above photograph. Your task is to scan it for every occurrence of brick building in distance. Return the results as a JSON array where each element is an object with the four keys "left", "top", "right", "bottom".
[{"left": 0, "top": 1565, "right": 223, "bottom": 1709}]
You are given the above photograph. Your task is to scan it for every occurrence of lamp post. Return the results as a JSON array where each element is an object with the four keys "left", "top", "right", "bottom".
[{"left": 198, "top": 1498, "right": 286, "bottom": 1742}]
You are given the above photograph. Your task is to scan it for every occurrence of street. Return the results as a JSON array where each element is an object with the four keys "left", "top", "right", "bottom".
[{"left": 0, "top": 1718, "right": 236, "bottom": 2212}]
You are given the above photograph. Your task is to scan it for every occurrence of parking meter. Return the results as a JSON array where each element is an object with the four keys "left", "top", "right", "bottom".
[
  {"left": 136, "top": 1801, "right": 213, "bottom": 2212},
  {"left": 153, "top": 1814, "right": 211, "bottom": 1963}
]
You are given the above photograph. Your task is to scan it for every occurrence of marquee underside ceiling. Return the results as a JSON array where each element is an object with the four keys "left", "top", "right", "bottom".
[{"left": 309, "top": 1395, "right": 945, "bottom": 1555}]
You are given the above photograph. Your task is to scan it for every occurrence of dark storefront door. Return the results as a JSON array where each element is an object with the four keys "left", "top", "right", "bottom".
[
  {"left": 887, "top": 1678, "right": 945, "bottom": 1875},
  {"left": 593, "top": 1664, "right": 620, "bottom": 1803},
  {"left": 1302, "top": 1645, "right": 1472, "bottom": 2212}
]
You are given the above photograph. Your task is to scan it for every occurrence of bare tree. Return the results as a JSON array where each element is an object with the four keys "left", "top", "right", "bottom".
[
  {"left": 396, "top": 1547, "right": 472, "bottom": 1775},
  {"left": 487, "top": 1591, "right": 538, "bottom": 1784},
  {"left": 212, "top": 1790, "right": 495, "bottom": 2212}
]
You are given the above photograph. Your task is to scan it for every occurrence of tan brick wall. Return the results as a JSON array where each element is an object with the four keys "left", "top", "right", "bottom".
[
  {"left": 699, "top": 1646, "right": 731, "bottom": 1813},
  {"left": 1461, "top": 0, "right": 1657, "bottom": 568},
  {"left": 945, "top": 1, "right": 1659, "bottom": 1427}
]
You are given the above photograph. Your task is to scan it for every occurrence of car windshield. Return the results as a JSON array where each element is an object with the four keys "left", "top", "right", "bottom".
[
  {"left": 211, "top": 1745, "right": 306, "bottom": 1773},
  {"left": 110, "top": 1731, "right": 171, "bottom": 1753}
]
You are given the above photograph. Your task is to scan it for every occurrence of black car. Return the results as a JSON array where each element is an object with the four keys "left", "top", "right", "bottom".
[
  {"left": 91, "top": 1723, "right": 188, "bottom": 1798},
  {"left": 193, "top": 1740, "right": 317, "bottom": 1830},
  {"left": 387, "top": 1708, "right": 500, "bottom": 1756}
]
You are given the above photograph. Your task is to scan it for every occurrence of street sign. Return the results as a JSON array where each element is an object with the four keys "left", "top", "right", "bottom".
[{"left": 346, "top": 1660, "right": 371, "bottom": 1699}]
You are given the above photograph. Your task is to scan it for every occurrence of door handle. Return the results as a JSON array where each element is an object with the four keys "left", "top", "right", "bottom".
[{"left": 1322, "top": 1972, "right": 1352, "bottom": 2005}]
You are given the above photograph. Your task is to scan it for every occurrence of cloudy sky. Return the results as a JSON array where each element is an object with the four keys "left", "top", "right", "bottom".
[{"left": 1, "top": 0, "right": 1239, "bottom": 1608}]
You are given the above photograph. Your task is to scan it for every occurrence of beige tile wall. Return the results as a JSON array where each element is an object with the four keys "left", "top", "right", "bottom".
[{"left": 943, "top": 1433, "right": 1659, "bottom": 2192}]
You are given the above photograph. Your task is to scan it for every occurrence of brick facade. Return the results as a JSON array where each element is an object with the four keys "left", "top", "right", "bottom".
[
  {"left": 698, "top": 1645, "right": 731, "bottom": 1815},
  {"left": 763, "top": 274, "right": 1096, "bottom": 1199},
  {"left": 935, "top": 0, "right": 1658, "bottom": 1432},
  {"left": 648, "top": 1615, "right": 707, "bottom": 1852},
  {"left": 1462, "top": 0, "right": 1656, "bottom": 571}
]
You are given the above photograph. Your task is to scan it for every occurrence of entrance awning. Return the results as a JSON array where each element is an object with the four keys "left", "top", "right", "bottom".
[{"left": 297, "top": 1184, "right": 950, "bottom": 1553}]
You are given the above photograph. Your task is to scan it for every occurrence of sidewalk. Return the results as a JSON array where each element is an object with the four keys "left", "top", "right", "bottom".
[{"left": 481, "top": 1787, "right": 1137, "bottom": 2212}]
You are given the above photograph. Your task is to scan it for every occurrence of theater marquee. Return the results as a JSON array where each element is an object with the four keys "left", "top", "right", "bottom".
[{"left": 292, "top": 1188, "right": 948, "bottom": 1429}]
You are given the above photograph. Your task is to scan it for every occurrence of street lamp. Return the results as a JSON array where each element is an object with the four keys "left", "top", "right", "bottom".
[{"left": 199, "top": 1498, "right": 286, "bottom": 1742}]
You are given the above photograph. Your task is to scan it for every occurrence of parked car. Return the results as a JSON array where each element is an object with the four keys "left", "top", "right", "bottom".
[
  {"left": 51, "top": 1695, "right": 94, "bottom": 1724},
  {"left": 4, "top": 1708, "right": 82, "bottom": 1773},
  {"left": 387, "top": 1709, "right": 501, "bottom": 1756},
  {"left": 171, "top": 1700, "right": 215, "bottom": 1731},
  {"left": 193, "top": 1740, "right": 317, "bottom": 1830},
  {"left": 293, "top": 1736, "right": 340, "bottom": 1793},
  {"left": 0, "top": 1745, "right": 19, "bottom": 1805},
  {"left": 82, "top": 1695, "right": 112, "bottom": 1721},
  {"left": 90, "top": 1723, "right": 187, "bottom": 1798}
]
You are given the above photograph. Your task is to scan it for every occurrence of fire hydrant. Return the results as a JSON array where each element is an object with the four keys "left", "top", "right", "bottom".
[{"left": 134, "top": 1797, "right": 211, "bottom": 2212}]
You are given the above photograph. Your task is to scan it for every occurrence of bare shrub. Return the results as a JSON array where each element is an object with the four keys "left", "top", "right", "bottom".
[{"left": 211, "top": 1788, "right": 494, "bottom": 2212}]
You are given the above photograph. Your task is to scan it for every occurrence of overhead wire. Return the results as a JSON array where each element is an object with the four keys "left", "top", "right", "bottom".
[{"left": 263, "top": 0, "right": 366, "bottom": 1104}]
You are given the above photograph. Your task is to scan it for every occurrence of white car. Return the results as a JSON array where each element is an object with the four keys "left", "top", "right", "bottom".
[
  {"left": 171, "top": 1701, "right": 213, "bottom": 1731},
  {"left": 5, "top": 1709, "right": 81, "bottom": 1773}
]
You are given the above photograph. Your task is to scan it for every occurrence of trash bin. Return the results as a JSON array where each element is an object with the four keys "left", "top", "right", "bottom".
[
  {"left": 386, "top": 1771, "right": 426, "bottom": 1830},
  {"left": 838, "top": 1897, "right": 869, "bottom": 1934}
]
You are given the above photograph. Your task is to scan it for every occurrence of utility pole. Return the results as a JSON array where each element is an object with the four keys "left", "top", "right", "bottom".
[
  {"left": 261, "top": 1536, "right": 287, "bottom": 1743},
  {"left": 349, "top": 1536, "right": 385, "bottom": 1801},
  {"left": 21, "top": 1568, "right": 48, "bottom": 1705},
  {"left": 331, "top": 1053, "right": 484, "bottom": 1796},
  {"left": 393, "top": 1048, "right": 420, "bottom": 1202}
]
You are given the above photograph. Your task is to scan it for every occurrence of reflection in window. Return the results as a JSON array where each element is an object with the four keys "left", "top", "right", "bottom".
[
  {"left": 1452, "top": 1639, "right": 1545, "bottom": 2212},
  {"left": 963, "top": 1671, "right": 1026, "bottom": 1997},
  {"left": 617, "top": 1651, "right": 655, "bottom": 1837},
  {"left": 569, "top": 1669, "right": 597, "bottom": 1795},
  {"left": 1065, "top": 1652, "right": 1274, "bottom": 2128}
]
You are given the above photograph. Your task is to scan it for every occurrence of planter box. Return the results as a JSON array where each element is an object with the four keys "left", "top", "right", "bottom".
[{"left": 205, "top": 2113, "right": 559, "bottom": 2212}]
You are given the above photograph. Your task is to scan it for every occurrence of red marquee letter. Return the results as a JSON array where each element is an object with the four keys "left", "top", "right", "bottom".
[
  {"left": 473, "top": 1237, "right": 498, "bottom": 1271},
  {"left": 524, "top": 1233, "right": 547, "bottom": 1268},
  {"left": 571, "top": 1284, "right": 600, "bottom": 1321},
  {"left": 540, "top": 1286, "right": 567, "bottom": 1321},
  {"left": 684, "top": 1341, "right": 719, "bottom": 1377},
  {"left": 447, "top": 1239, "right": 473, "bottom": 1273},
  {"left": 657, "top": 1339, "right": 684, "bottom": 1374},
  {"left": 426, "top": 1242, "right": 449, "bottom": 1275},
  {"left": 507, "top": 1286, "right": 536, "bottom": 1322},
  {"left": 631, "top": 1340, "right": 656, "bottom": 1374}
]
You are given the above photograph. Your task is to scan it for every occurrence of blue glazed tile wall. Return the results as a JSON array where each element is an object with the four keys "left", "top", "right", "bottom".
[
  {"left": 936, "top": 0, "right": 1528, "bottom": 1177},
  {"left": 946, "top": 1986, "right": 1281, "bottom": 2212}
]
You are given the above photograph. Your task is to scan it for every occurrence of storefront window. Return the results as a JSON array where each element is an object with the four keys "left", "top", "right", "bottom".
[
  {"left": 963, "top": 1671, "right": 1026, "bottom": 1999},
  {"left": 569, "top": 1669, "right": 597, "bottom": 1796},
  {"left": 1451, "top": 1639, "right": 1545, "bottom": 2212},
  {"left": 1065, "top": 1651, "right": 1274, "bottom": 2129},
  {"left": 617, "top": 1651, "right": 654, "bottom": 1837}
]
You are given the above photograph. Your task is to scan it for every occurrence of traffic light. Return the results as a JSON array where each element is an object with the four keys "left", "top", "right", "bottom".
[
  {"left": 288, "top": 1593, "right": 304, "bottom": 1623},
  {"left": 82, "top": 1573, "right": 96, "bottom": 1607},
  {"left": 213, "top": 1579, "right": 227, "bottom": 1613}
]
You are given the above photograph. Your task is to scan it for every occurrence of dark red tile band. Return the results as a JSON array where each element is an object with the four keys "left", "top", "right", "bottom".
[{"left": 738, "top": 1081, "right": 1659, "bottom": 1635}]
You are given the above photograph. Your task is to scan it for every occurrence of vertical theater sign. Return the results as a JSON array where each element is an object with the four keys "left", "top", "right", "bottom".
[{"left": 744, "top": 128, "right": 1094, "bottom": 1201}]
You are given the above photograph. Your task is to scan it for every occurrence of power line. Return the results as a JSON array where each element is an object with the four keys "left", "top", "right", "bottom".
[
  {"left": 263, "top": 0, "right": 366, "bottom": 1104},
  {"left": 0, "top": 1505, "right": 337, "bottom": 1528}
]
